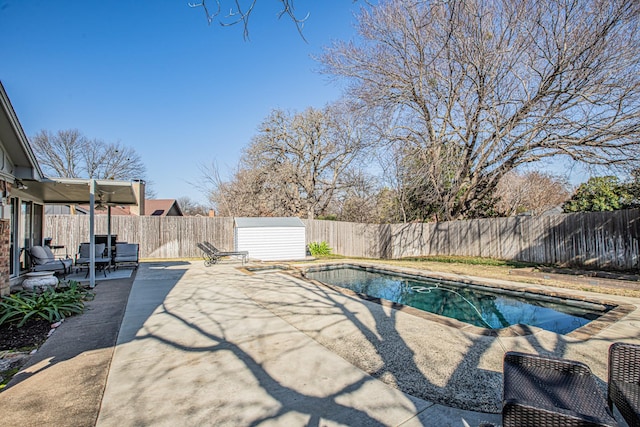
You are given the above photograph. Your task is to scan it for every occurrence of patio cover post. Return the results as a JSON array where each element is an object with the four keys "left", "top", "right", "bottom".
[{"left": 89, "top": 179, "right": 96, "bottom": 288}]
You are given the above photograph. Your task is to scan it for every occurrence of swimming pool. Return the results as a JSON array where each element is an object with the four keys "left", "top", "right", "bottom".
[{"left": 304, "top": 265, "right": 613, "bottom": 335}]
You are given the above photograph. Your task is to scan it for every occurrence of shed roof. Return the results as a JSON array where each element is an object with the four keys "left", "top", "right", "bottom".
[{"left": 234, "top": 217, "right": 305, "bottom": 228}]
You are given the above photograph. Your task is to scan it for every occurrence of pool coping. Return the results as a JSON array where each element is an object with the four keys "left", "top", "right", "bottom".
[{"left": 287, "top": 262, "right": 636, "bottom": 340}]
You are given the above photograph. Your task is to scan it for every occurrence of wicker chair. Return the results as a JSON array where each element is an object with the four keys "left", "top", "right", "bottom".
[
  {"left": 503, "top": 351, "right": 618, "bottom": 427},
  {"left": 608, "top": 342, "right": 640, "bottom": 427}
]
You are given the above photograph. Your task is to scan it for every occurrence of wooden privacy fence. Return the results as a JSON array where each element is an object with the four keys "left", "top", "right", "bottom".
[
  {"left": 386, "top": 210, "right": 640, "bottom": 269},
  {"left": 45, "top": 216, "right": 235, "bottom": 260},
  {"left": 46, "top": 209, "right": 640, "bottom": 270}
]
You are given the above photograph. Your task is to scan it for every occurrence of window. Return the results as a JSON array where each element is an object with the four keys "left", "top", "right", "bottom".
[
  {"left": 20, "top": 200, "right": 32, "bottom": 272},
  {"left": 9, "top": 199, "right": 45, "bottom": 275}
]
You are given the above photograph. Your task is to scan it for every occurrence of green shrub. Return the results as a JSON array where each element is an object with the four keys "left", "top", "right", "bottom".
[
  {"left": 0, "top": 282, "right": 94, "bottom": 327},
  {"left": 308, "top": 241, "right": 332, "bottom": 257}
]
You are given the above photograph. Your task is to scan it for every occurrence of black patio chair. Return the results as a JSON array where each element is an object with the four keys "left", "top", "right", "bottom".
[{"left": 608, "top": 342, "right": 640, "bottom": 427}]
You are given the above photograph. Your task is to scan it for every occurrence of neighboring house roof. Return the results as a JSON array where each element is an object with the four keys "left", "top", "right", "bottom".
[
  {"left": 235, "top": 217, "right": 305, "bottom": 228},
  {"left": 76, "top": 199, "right": 183, "bottom": 216},
  {"left": 144, "top": 199, "right": 183, "bottom": 216}
]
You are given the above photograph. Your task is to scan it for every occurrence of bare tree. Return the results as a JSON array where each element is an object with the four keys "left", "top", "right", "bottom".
[
  {"left": 83, "top": 141, "right": 146, "bottom": 180},
  {"left": 247, "top": 105, "right": 366, "bottom": 219},
  {"left": 190, "top": 0, "right": 309, "bottom": 39},
  {"left": 494, "top": 170, "right": 571, "bottom": 216},
  {"left": 30, "top": 129, "right": 88, "bottom": 178},
  {"left": 377, "top": 145, "right": 418, "bottom": 222},
  {"left": 31, "top": 129, "right": 147, "bottom": 181},
  {"left": 330, "top": 169, "right": 380, "bottom": 223},
  {"left": 321, "top": 0, "right": 640, "bottom": 220},
  {"left": 201, "top": 162, "right": 276, "bottom": 217},
  {"left": 206, "top": 103, "right": 368, "bottom": 219},
  {"left": 176, "top": 196, "right": 210, "bottom": 216},
  {"left": 201, "top": 162, "right": 271, "bottom": 216}
]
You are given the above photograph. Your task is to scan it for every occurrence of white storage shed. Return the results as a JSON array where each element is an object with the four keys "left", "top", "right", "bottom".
[{"left": 234, "top": 217, "right": 306, "bottom": 261}]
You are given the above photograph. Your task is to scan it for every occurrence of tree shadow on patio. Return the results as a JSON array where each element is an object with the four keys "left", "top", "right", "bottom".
[
  {"left": 251, "top": 272, "right": 503, "bottom": 413},
  {"left": 98, "top": 268, "right": 415, "bottom": 426}
]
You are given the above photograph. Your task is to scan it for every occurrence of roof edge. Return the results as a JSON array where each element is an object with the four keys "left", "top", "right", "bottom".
[{"left": 0, "top": 81, "right": 44, "bottom": 180}]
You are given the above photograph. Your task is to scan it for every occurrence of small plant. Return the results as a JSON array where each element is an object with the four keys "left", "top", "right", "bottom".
[
  {"left": 0, "top": 367, "right": 20, "bottom": 390},
  {"left": 58, "top": 280, "right": 95, "bottom": 301},
  {"left": 308, "top": 241, "right": 332, "bottom": 257},
  {"left": 0, "top": 282, "right": 94, "bottom": 327}
]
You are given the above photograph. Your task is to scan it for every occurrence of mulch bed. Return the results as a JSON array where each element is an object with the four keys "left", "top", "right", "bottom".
[{"left": 0, "top": 319, "right": 52, "bottom": 351}]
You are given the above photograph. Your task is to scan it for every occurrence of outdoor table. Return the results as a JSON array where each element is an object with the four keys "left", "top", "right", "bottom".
[{"left": 88, "top": 257, "right": 111, "bottom": 277}]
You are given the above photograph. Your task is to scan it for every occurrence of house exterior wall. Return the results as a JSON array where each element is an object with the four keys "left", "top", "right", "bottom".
[
  {"left": 1, "top": 83, "right": 49, "bottom": 291},
  {"left": 234, "top": 226, "right": 306, "bottom": 261}
]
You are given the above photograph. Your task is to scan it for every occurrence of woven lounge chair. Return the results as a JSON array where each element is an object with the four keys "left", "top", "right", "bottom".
[
  {"left": 28, "top": 245, "right": 72, "bottom": 278},
  {"left": 608, "top": 342, "right": 640, "bottom": 427},
  {"left": 503, "top": 351, "right": 617, "bottom": 427}
]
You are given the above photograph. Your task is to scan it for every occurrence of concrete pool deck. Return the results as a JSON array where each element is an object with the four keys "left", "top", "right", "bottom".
[
  {"left": 96, "top": 262, "right": 504, "bottom": 426},
  {"left": 2, "top": 261, "right": 639, "bottom": 426}
]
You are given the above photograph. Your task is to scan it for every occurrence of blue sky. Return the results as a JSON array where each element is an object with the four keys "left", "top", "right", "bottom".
[{"left": 0, "top": 1, "right": 361, "bottom": 204}]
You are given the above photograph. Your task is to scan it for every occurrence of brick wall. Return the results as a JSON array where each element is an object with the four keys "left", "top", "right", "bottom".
[{"left": 0, "top": 219, "right": 10, "bottom": 296}]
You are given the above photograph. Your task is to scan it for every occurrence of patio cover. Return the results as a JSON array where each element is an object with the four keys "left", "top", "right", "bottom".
[
  {"left": 23, "top": 177, "right": 138, "bottom": 205},
  {"left": 23, "top": 177, "right": 139, "bottom": 288}
]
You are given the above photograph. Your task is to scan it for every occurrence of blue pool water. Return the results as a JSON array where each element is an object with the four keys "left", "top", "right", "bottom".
[{"left": 305, "top": 266, "right": 609, "bottom": 334}]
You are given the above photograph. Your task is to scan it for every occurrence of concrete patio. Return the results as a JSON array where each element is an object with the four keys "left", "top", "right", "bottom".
[{"left": 2, "top": 261, "right": 639, "bottom": 426}]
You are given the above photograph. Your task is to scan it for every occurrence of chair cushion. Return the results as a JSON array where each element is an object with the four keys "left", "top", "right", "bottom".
[
  {"left": 115, "top": 255, "right": 137, "bottom": 262},
  {"left": 43, "top": 246, "right": 56, "bottom": 259},
  {"left": 32, "top": 260, "right": 68, "bottom": 272},
  {"left": 78, "top": 243, "right": 91, "bottom": 258},
  {"left": 30, "top": 246, "right": 51, "bottom": 264},
  {"left": 115, "top": 244, "right": 138, "bottom": 264},
  {"left": 116, "top": 244, "right": 138, "bottom": 256},
  {"left": 95, "top": 243, "right": 106, "bottom": 256},
  {"left": 79, "top": 243, "right": 106, "bottom": 258}
]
